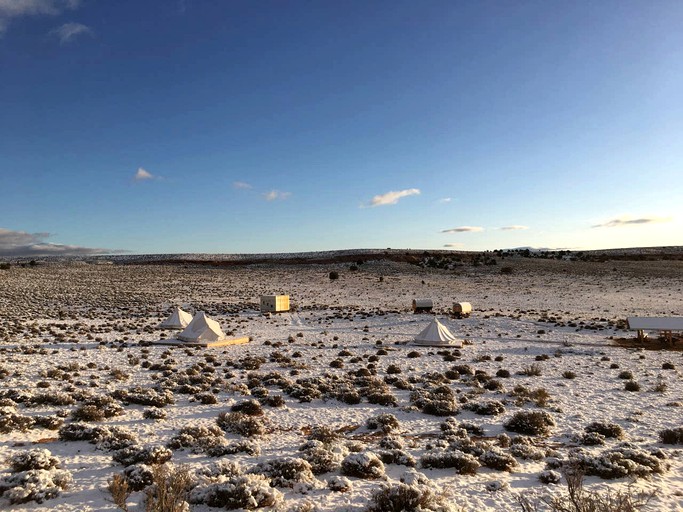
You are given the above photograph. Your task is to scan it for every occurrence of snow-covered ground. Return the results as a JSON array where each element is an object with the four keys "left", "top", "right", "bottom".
[{"left": 0, "top": 258, "right": 682, "bottom": 511}]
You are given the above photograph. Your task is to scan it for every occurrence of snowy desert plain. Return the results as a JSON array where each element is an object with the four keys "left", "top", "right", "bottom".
[{"left": 0, "top": 249, "right": 682, "bottom": 512}]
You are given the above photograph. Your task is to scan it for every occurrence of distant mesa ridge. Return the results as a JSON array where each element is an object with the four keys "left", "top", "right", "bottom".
[{"left": 4, "top": 246, "right": 682, "bottom": 266}]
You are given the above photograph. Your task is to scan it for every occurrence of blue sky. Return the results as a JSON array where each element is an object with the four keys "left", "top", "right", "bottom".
[{"left": 1, "top": 0, "right": 681, "bottom": 256}]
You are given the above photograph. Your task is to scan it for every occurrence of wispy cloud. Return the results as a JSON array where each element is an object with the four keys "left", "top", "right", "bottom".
[
  {"left": 499, "top": 225, "right": 529, "bottom": 231},
  {"left": 438, "top": 197, "right": 452, "bottom": 204},
  {"left": 233, "top": 181, "right": 252, "bottom": 190},
  {"left": 441, "top": 226, "right": 484, "bottom": 233},
  {"left": 0, "top": 227, "right": 122, "bottom": 257},
  {"left": 134, "top": 167, "right": 156, "bottom": 181},
  {"left": 366, "top": 188, "right": 420, "bottom": 207},
  {"left": 50, "top": 21, "right": 92, "bottom": 44},
  {"left": 0, "top": 0, "right": 82, "bottom": 35},
  {"left": 443, "top": 243, "right": 464, "bottom": 248},
  {"left": 592, "top": 216, "right": 672, "bottom": 228},
  {"left": 263, "top": 190, "right": 291, "bottom": 201}
]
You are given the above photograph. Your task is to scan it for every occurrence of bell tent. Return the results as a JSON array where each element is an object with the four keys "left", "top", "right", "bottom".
[
  {"left": 158, "top": 307, "right": 193, "bottom": 330},
  {"left": 177, "top": 311, "right": 226, "bottom": 343},
  {"left": 412, "top": 318, "right": 463, "bottom": 348}
]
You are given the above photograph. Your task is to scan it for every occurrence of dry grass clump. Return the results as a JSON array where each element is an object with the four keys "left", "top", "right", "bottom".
[
  {"left": 143, "top": 464, "right": 193, "bottom": 512},
  {"left": 518, "top": 464, "right": 655, "bottom": 512}
]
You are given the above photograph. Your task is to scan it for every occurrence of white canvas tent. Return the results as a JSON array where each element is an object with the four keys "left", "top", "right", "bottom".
[
  {"left": 158, "top": 307, "right": 193, "bottom": 330},
  {"left": 412, "top": 318, "right": 463, "bottom": 348},
  {"left": 177, "top": 311, "right": 226, "bottom": 343}
]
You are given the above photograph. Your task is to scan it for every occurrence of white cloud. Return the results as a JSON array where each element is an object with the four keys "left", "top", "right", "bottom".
[
  {"left": 233, "top": 181, "right": 252, "bottom": 190},
  {"left": 443, "top": 243, "right": 464, "bottom": 248},
  {"left": 367, "top": 188, "right": 420, "bottom": 207},
  {"left": 0, "top": 0, "right": 81, "bottom": 35},
  {"left": 438, "top": 197, "right": 452, "bottom": 203},
  {"left": 263, "top": 189, "right": 291, "bottom": 201},
  {"left": 441, "top": 226, "right": 484, "bottom": 233},
  {"left": 134, "top": 168, "right": 155, "bottom": 181},
  {"left": 592, "top": 216, "right": 672, "bottom": 228},
  {"left": 499, "top": 225, "right": 529, "bottom": 231},
  {"left": 0, "top": 227, "right": 120, "bottom": 257},
  {"left": 50, "top": 21, "right": 92, "bottom": 44}
]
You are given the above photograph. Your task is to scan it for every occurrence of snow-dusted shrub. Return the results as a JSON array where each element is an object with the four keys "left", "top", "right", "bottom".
[
  {"left": 452, "top": 365, "right": 474, "bottom": 376},
  {"left": 299, "top": 440, "right": 346, "bottom": 474},
  {"left": 191, "top": 474, "right": 282, "bottom": 509},
  {"left": 509, "top": 443, "right": 546, "bottom": 461},
  {"left": 483, "top": 379, "right": 505, "bottom": 391},
  {"left": 143, "top": 407, "right": 167, "bottom": 420},
  {"left": 573, "top": 445, "right": 668, "bottom": 479},
  {"left": 0, "top": 468, "right": 72, "bottom": 504},
  {"left": 327, "top": 475, "right": 352, "bottom": 492},
  {"left": 468, "top": 400, "right": 506, "bottom": 416},
  {"left": 617, "top": 370, "right": 633, "bottom": 379},
  {"left": 378, "top": 449, "right": 416, "bottom": 467},
  {"left": 659, "top": 427, "right": 683, "bottom": 445},
  {"left": 217, "top": 411, "right": 266, "bottom": 437},
  {"left": 479, "top": 448, "right": 518, "bottom": 472},
  {"left": 112, "top": 386, "right": 174, "bottom": 407},
  {"left": 27, "top": 391, "right": 76, "bottom": 407},
  {"left": 33, "top": 415, "right": 64, "bottom": 430},
  {"left": 123, "top": 463, "right": 154, "bottom": 491},
  {"left": 167, "top": 424, "right": 224, "bottom": 450},
  {"left": 585, "top": 421, "right": 625, "bottom": 439},
  {"left": 459, "top": 421, "right": 485, "bottom": 437},
  {"left": 379, "top": 436, "right": 405, "bottom": 450},
  {"left": 196, "top": 392, "right": 218, "bottom": 405},
  {"left": 538, "top": 469, "right": 562, "bottom": 484},
  {"left": 112, "top": 445, "right": 173, "bottom": 467},
  {"left": 340, "top": 452, "right": 385, "bottom": 479},
  {"left": 336, "top": 390, "right": 362, "bottom": 405},
  {"left": 580, "top": 432, "right": 606, "bottom": 446},
  {"left": 367, "top": 413, "right": 400, "bottom": 433},
  {"left": 367, "top": 472, "right": 456, "bottom": 512},
  {"left": 231, "top": 399, "right": 264, "bottom": 416},
  {"left": 58, "top": 423, "right": 138, "bottom": 451},
  {"left": 0, "top": 411, "right": 35, "bottom": 433},
  {"left": 439, "top": 418, "right": 469, "bottom": 440},
  {"left": 497, "top": 433, "right": 511, "bottom": 448},
  {"left": 197, "top": 460, "right": 243, "bottom": 480},
  {"left": 7, "top": 449, "right": 60, "bottom": 472},
  {"left": 367, "top": 391, "right": 398, "bottom": 407},
  {"left": 204, "top": 438, "right": 262, "bottom": 457},
  {"left": 261, "top": 395, "right": 286, "bottom": 408},
  {"left": 250, "top": 457, "right": 319, "bottom": 489},
  {"left": 485, "top": 480, "right": 508, "bottom": 492},
  {"left": 71, "top": 404, "right": 106, "bottom": 421},
  {"left": 420, "top": 450, "right": 480, "bottom": 474},
  {"left": 307, "top": 425, "right": 341, "bottom": 444},
  {"left": 624, "top": 380, "right": 641, "bottom": 392},
  {"left": 504, "top": 410, "right": 555, "bottom": 436}
]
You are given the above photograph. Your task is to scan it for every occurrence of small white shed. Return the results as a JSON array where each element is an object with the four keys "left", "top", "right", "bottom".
[
  {"left": 412, "top": 298, "right": 433, "bottom": 313},
  {"left": 260, "top": 295, "right": 290, "bottom": 313},
  {"left": 453, "top": 302, "right": 472, "bottom": 318}
]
